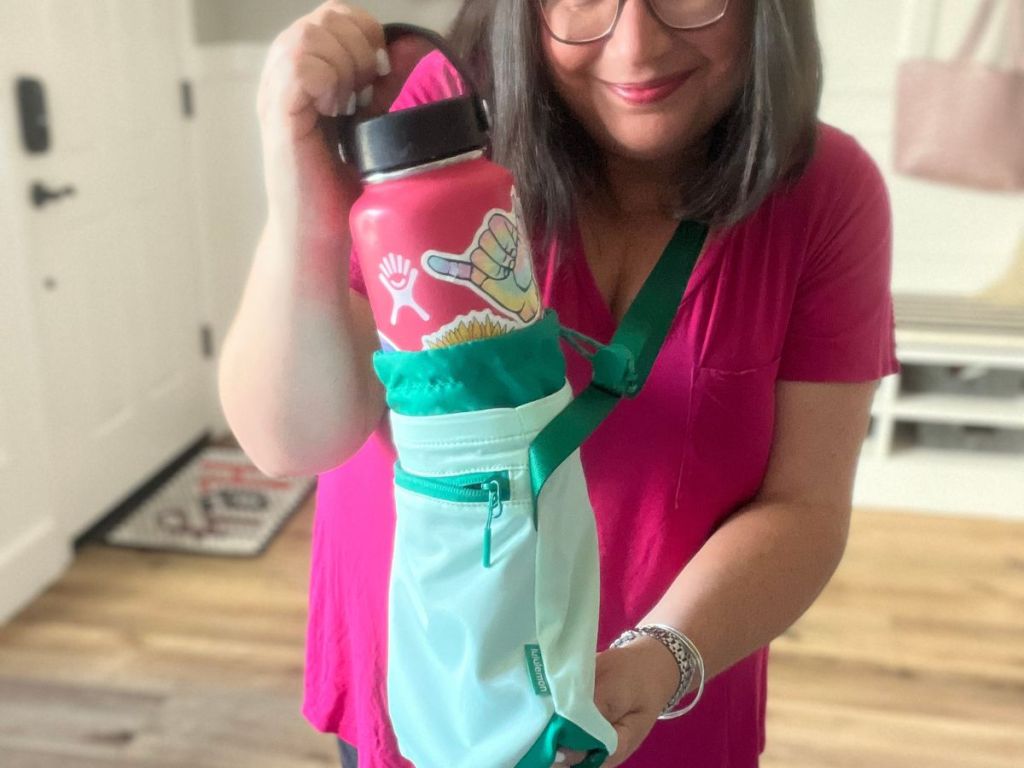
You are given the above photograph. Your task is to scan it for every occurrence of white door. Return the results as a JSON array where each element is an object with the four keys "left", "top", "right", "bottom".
[
  {"left": 0, "top": 5, "right": 69, "bottom": 621},
  {"left": 2, "top": 0, "right": 211, "bottom": 540},
  {"left": 0, "top": 200, "right": 69, "bottom": 623}
]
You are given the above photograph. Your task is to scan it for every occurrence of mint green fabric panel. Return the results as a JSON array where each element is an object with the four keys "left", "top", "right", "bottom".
[
  {"left": 531, "top": 447, "right": 616, "bottom": 765},
  {"left": 372, "top": 310, "right": 566, "bottom": 416},
  {"left": 386, "top": 385, "right": 617, "bottom": 767}
]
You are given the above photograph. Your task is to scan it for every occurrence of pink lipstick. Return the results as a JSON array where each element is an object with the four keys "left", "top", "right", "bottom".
[{"left": 605, "top": 70, "right": 694, "bottom": 105}]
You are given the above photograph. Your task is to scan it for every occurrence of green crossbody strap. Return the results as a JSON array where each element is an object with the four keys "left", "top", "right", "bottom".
[{"left": 527, "top": 219, "right": 709, "bottom": 517}]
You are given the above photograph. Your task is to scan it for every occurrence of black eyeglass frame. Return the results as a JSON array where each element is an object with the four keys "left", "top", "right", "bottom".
[{"left": 538, "top": 0, "right": 731, "bottom": 45}]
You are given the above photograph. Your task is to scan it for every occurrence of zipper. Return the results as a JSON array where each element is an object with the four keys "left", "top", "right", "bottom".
[
  {"left": 393, "top": 463, "right": 511, "bottom": 569},
  {"left": 482, "top": 479, "right": 503, "bottom": 569}
]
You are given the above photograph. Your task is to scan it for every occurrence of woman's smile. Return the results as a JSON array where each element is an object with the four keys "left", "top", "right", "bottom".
[
  {"left": 600, "top": 68, "right": 696, "bottom": 106},
  {"left": 541, "top": 0, "right": 749, "bottom": 164}
]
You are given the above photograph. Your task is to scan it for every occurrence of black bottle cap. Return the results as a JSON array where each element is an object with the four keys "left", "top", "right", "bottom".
[
  {"left": 335, "top": 23, "right": 492, "bottom": 179},
  {"left": 348, "top": 95, "right": 489, "bottom": 178}
]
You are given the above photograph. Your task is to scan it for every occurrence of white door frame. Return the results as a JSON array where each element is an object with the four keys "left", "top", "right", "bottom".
[{"left": 0, "top": 70, "right": 70, "bottom": 625}]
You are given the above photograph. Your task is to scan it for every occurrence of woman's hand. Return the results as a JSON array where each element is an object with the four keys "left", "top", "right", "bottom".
[
  {"left": 254, "top": 1, "right": 436, "bottom": 243},
  {"left": 255, "top": 1, "right": 389, "bottom": 241},
  {"left": 557, "top": 637, "right": 679, "bottom": 767},
  {"left": 258, "top": 1, "right": 389, "bottom": 148}
]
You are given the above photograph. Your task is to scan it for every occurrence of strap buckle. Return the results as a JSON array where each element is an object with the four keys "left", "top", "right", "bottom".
[
  {"left": 558, "top": 325, "right": 640, "bottom": 399},
  {"left": 591, "top": 343, "right": 640, "bottom": 398}
]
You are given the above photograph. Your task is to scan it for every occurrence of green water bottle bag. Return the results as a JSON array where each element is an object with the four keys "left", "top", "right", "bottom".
[{"left": 372, "top": 220, "right": 708, "bottom": 767}]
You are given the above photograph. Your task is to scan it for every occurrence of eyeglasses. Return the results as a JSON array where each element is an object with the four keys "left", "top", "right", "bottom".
[{"left": 539, "top": 0, "right": 730, "bottom": 45}]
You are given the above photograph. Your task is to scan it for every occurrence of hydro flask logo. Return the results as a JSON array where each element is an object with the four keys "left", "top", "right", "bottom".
[{"left": 524, "top": 644, "right": 551, "bottom": 697}]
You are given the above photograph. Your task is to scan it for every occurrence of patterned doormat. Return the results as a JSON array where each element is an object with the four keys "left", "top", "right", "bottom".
[{"left": 101, "top": 445, "right": 316, "bottom": 557}]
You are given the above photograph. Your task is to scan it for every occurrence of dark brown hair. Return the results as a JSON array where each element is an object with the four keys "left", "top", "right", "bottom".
[{"left": 447, "top": 0, "right": 823, "bottom": 250}]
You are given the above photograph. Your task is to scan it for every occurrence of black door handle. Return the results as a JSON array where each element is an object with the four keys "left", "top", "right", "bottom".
[{"left": 31, "top": 181, "right": 76, "bottom": 208}]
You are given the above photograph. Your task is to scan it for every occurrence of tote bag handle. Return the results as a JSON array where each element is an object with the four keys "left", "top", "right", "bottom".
[{"left": 955, "top": 0, "right": 1024, "bottom": 67}]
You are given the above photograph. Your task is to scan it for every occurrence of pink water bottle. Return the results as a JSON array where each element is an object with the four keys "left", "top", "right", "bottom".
[{"left": 340, "top": 25, "right": 541, "bottom": 353}]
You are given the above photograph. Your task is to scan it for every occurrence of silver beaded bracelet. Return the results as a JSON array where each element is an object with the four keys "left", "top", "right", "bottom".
[{"left": 609, "top": 623, "right": 706, "bottom": 719}]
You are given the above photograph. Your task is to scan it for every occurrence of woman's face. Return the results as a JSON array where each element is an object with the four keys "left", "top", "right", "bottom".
[{"left": 540, "top": 0, "right": 751, "bottom": 167}]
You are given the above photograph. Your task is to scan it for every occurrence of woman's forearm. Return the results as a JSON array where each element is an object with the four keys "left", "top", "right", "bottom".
[{"left": 638, "top": 498, "right": 852, "bottom": 692}]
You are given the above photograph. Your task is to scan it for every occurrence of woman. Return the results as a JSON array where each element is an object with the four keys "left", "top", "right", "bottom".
[{"left": 217, "top": 0, "right": 900, "bottom": 766}]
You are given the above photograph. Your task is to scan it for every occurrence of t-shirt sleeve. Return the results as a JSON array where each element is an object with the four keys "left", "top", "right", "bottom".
[
  {"left": 347, "top": 51, "right": 466, "bottom": 296},
  {"left": 777, "top": 132, "right": 901, "bottom": 382}
]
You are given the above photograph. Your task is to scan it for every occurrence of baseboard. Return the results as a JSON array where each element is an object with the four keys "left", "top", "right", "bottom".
[
  {"left": 0, "top": 517, "right": 71, "bottom": 625},
  {"left": 73, "top": 431, "right": 212, "bottom": 550}
]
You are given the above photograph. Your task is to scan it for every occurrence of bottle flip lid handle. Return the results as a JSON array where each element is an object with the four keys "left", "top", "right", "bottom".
[{"left": 335, "top": 22, "right": 492, "bottom": 167}]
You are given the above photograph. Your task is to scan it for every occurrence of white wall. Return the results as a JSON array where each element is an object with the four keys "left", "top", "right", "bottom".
[
  {"left": 817, "top": 0, "right": 1024, "bottom": 296},
  {"left": 192, "top": 0, "right": 463, "bottom": 44}
]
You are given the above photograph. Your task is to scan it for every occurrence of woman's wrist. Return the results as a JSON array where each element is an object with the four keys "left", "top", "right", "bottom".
[
  {"left": 610, "top": 624, "right": 706, "bottom": 718},
  {"left": 606, "top": 630, "right": 679, "bottom": 716},
  {"left": 615, "top": 634, "right": 681, "bottom": 715}
]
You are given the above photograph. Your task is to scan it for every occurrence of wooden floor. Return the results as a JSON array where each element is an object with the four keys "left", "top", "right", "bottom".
[{"left": 0, "top": 500, "right": 1021, "bottom": 767}]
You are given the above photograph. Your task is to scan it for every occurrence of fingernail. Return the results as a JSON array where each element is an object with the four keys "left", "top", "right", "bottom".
[
  {"left": 554, "top": 751, "right": 567, "bottom": 764},
  {"left": 329, "top": 95, "right": 340, "bottom": 117},
  {"left": 345, "top": 92, "right": 357, "bottom": 116},
  {"left": 358, "top": 85, "right": 373, "bottom": 108},
  {"left": 376, "top": 48, "right": 391, "bottom": 76}
]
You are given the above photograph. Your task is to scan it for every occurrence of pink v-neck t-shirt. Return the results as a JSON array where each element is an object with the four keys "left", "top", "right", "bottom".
[{"left": 302, "top": 52, "right": 900, "bottom": 767}]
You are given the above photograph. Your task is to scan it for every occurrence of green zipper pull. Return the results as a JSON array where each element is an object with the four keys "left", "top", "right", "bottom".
[{"left": 482, "top": 479, "right": 503, "bottom": 569}]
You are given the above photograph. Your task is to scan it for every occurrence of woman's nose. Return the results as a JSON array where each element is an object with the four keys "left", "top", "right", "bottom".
[{"left": 604, "top": 0, "right": 675, "bottom": 61}]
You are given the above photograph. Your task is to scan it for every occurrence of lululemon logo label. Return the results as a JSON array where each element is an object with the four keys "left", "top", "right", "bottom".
[{"left": 524, "top": 644, "right": 551, "bottom": 696}]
